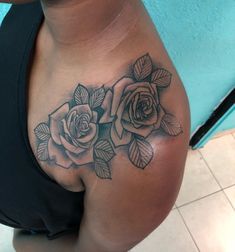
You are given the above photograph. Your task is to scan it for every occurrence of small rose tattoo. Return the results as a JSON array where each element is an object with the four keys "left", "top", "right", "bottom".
[{"left": 34, "top": 54, "right": 182, "bottom": 179}]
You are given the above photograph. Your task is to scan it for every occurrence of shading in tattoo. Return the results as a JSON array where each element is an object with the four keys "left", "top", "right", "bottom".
[{"left": 34, "top": 54, "right": 182, "bottom": 179}]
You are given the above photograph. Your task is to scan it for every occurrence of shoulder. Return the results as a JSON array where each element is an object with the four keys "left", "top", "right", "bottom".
[
  {"left": 77, "top": 51, "right": 190, "bottom": 186},
  {"left": 73, "top": 50, "right": 190, "bottom": 249},
  {"left": 32, "top": 4, "right": 190, "bottom": 193},
  {"left": 33, "top": 50, "right": 189, "bottom": 195}
]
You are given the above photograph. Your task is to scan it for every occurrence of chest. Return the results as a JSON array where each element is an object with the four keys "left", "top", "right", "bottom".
[{"left": 26, "top": 55, "right": 86, "bottom": 192}]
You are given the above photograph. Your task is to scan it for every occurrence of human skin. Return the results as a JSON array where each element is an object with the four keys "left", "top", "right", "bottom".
[{"left": 1, "top": 0, "right": 190, "bottom": 251}]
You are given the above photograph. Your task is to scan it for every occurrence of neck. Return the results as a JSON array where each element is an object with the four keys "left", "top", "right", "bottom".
[
  {"left": 38, "top": 0, "right": 140, "bottom": 68},
  {"left": 41, "top": 0, "right": 136, "bottom": 47}
]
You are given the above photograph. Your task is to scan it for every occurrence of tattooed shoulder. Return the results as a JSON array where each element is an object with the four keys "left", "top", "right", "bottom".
[{"left": 34, "top": 54, "right": 183, "bottom": 180}]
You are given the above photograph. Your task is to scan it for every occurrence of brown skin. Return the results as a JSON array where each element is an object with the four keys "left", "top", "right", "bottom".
[{"left": 2, "top": 0, "right": 190, "bottom": 251}]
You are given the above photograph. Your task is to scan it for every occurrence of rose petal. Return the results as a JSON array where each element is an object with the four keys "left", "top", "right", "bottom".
[
  {"left": 151, "top": 83, "right": 159, "bottom": 104},
  {"left": 66, "top": 110, "right": 77, "bottom": 132},
  {"left": 110, "top": 123, "right": 132, "bottom": 147},
  {"left": 114, "top": 119, "right": 123, "bottom": 138},
  {"left": 154, "top": 105, "right": 165, "bottom": 130},
  {"left": 125, "top": 90, "right": 157, "bottom": 127},
  {"left": 124, "top": 82, "right": 156, "bottom": 96},
  {"left": 65, "top": 148, "right": 94, "bottom": 166},
  {"left": 122, "top": 120, "right": 154, "bottom": 138},
  {"left": 111, "top": 77, "right": 134, "bottom": 116},
  {"left": 114, "top": 92, "right": 132, "bottom": 138},
  {"left": 60, "top": 135, "right": 85, "bottom": 155},
  {"left": 61, "top": 118, "right": 73, "bottom": 139},
  {"left": 128, "top": 93, "right": 141, "bottom": 127},
  {"left": 99, "top": 89, "right": 115, "bottom": 123},
  {"left": 122, "top": 109, "right": 131, "bottom": 122},
  {"left": 91, "top": 111, "right": 98, "bottom": 123},
  {"left": 125, "top": 89, "right": 156, "bottom": 107},
  {"left": 49, "top": 103, "right": 70, "bottom": 145},
  {"left": 50, "top": 102, "right": 70, "bottom": 119},
  {"left": 68, "top": 104, "right": 92, "bottom": 118},
  {"left": 68, "top": 118, "right": 77, "bottom": 138},
  {"left": 48, "top": 138, "right": 73, "bottom": 169},
  {"left": 77, "top": 123, "right": 97, "bottom": 144},
  {"left": 133, "top": 106, "right": 158, "bottom": 126}
]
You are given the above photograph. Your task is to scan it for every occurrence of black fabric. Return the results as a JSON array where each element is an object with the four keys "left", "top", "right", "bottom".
[{"left": 0, "top": 2, "right": 85, "bottom": 240}]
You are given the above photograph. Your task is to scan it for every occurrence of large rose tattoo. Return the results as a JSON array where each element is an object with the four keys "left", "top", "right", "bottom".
[
  {"left": 99, "top": 77, "right": 165, "bottom": 147},
  {"left": 47, "top": 102, "right": 98, "bottom": 168},
  {"left": 34, "top": 102, "right": 98, "bottom": 169},
  {"left": 99, "top": 54, "right": 182, "bottom": 169},
  {"left": 34, "top": 54, "right": 182, "bottom": 179},
  {"left": 34, "top": 84, "right": 111, "bottom": 171}
]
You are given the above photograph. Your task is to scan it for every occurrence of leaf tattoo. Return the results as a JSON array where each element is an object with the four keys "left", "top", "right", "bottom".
[
  {"left": 74, "top": 84, "right": 89, "bottom": 104},
  {"left": 93, "top": 139, "right": 115, "bottom": 179},
  {"left": 94, "top": 158, "right": 112, "bottom": 179},
  {"left": 34, "top": 53, "right": 182, "bottom": 179},
  {"left": 89, "top": 87, "right": 106, "bottom": 108},
  {"left": 34, "top": 123, "right": 50, "bottom": 141},
  {"left": 94, "top": 140, "right": 115, "bottom": 162},
  {"left": 129, "top": 137, "right": 153, "bottom": 169},
  {"left": 151, "top": 69, "right": 172, "bottom": 87},
  {"left": 161, "top": 114, "right": 183, "bottom": 136},
  {"left": 133, "top": 53, "right": 152, "bottom": 81},
  {"left": 37, "top": 141, "right": 49, "bottom": 161}
]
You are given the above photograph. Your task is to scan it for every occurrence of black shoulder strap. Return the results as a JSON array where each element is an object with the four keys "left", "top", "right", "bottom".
[{"left": 0, "top": 2, "right": 42, "bottom": 32}]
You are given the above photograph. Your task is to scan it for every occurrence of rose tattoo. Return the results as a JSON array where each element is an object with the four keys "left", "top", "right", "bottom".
[
  {"left": 99, "top": 78, "right": 165, "bottom": 147},
  {"left": 34, "top": 54, "right": 182, "bottom": 179},
  {"left": 48, "top": 102, "right": 98, "bottom": 168}
]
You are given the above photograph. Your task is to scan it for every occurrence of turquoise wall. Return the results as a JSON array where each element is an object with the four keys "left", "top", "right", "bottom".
[
  {"left": 142, "top": 0, "right": 235, "bottom": 135},
  {"left": 1, "top": 1, "right": 235, "bottom": 136},
  {"left": 0, "top": 3, "right": 10, "bottom": 21}
]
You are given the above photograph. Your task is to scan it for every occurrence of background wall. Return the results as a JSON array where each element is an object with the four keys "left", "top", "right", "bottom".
[
  {"left": 1, "top": 1, "right": 235, "bottom": 135},
  {"left": 0, "top": 3, "right": 10, "bottom": 21},
  {"left": 142, "top": 0, "right": 235, "bottom": 135}
]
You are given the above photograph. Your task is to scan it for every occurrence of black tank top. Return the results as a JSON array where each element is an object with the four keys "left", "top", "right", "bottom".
[{"left": 0, "top": 2, "right": 85, "bottom": 240}]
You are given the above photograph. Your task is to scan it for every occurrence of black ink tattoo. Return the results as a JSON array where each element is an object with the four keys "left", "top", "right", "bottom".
[{"left": 34, "top": 54, "right": 183, "bottom": 179}]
